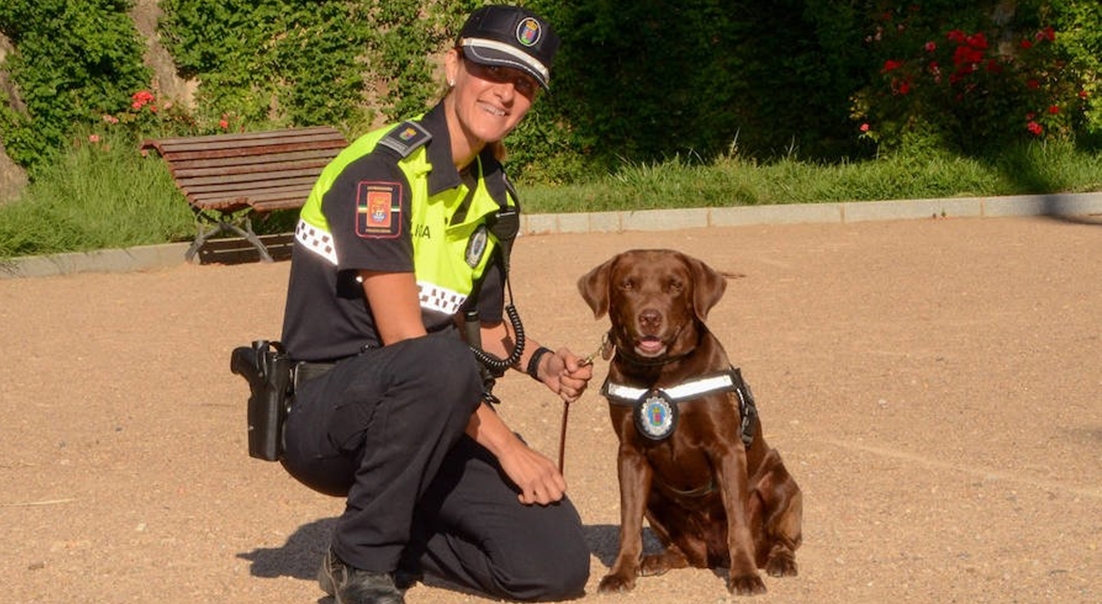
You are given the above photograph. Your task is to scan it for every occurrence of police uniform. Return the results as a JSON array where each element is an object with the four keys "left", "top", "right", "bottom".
[{"left": 278, "top": 101, "right": 589, "bottom": 601}]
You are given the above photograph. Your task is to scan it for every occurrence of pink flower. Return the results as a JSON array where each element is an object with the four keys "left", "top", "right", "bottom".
[
  {"left": 88, "top": 134, "right": 100, "bottom": 143},
  {"left": 1020, "top": 39, "right": 1033, "bottom": 49},
  {"left": 1079, "top": 90, "right": 1089, "bottom": 99},
  {"left": 947, "top": 29, "right": 967, "bottom": 44},
  {"left": 1027, "top": 121, "right": 1043, "bottom": 136},
  {"left": 219, "top": 119, "right": 229, "bottom": 129},
  {"left": 882, "top": 59, "right": 904, "bottom": 72},
  {"left": 860, "top": 123, "right": 870, "bottom": 132},
  {"left": 924, "top": 41, "right": 936, "bottom": 52},
  {"left": 1048, "top": 105, "right": 1060, "bottom": 115}
]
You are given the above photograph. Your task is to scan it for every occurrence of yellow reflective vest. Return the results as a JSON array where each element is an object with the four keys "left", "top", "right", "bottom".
[{"left": 296, "top": 119, "right": 517, "bottom": 317}]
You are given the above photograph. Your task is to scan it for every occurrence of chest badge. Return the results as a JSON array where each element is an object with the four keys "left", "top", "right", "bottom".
[
  {"left": 634, "top": 391, "right": 679, "bottom": 441},
  {"left": 465, "top": 225, "right": 489, "bottom": 268}
]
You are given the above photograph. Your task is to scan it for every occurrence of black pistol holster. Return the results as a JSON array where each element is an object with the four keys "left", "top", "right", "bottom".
[{"left": 230, "top": 340, "right": 291, "bottom": 461}]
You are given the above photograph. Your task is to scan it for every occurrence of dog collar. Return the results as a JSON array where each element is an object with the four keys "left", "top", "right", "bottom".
[{"left": 601, "top": 369, "right": 742, "bottom": 442}]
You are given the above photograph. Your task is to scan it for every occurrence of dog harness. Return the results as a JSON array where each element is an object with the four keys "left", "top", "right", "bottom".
[{"left": 601, "top": 366, "right": 759, "bottom": 444}]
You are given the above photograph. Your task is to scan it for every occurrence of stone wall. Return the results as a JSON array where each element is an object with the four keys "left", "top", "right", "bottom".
[{"left": 0, "top": 33, "right": 27, "bottom": 205}]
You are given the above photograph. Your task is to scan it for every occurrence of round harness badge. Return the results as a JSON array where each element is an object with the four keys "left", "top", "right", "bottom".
[{"left": 634, "top": 391, "right": 678, "bottom": 441}]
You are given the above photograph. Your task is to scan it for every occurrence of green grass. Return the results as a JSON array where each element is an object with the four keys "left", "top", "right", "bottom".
[
  {"left": 519, "top": 142, "right": 1102, "bottom": 213},
  {"left": 0, "top": 131, "right": 195, "bottom": 258},
  {"left": 2, "top": 138, "right": 1100, "bottom": 259}
]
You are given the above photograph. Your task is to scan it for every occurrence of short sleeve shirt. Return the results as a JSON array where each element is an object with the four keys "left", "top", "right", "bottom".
[{"left": 280, "top": 103, "right": 510, "bottom": 362}]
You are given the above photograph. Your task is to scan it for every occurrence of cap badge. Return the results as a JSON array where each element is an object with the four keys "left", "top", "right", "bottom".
[{"left": 516, "top": 17, "right": 541, "bottom": 47}]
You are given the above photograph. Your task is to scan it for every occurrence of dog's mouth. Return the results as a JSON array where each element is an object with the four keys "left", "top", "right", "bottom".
[{"left": 633, "top": 335, "right": 667, "bottom": 358}]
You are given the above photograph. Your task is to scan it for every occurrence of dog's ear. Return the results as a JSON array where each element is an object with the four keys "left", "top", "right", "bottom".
[
  {"left": 578, "top": 257, "right": 615, "bottom": 318},
  {"left": 685, "top": 254, "right": 727, "bottom": 322}
]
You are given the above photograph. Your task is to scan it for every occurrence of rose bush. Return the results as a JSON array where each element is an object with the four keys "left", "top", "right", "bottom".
[{"left": 853, "top": 3, "right": 1092, "bottom": 155}]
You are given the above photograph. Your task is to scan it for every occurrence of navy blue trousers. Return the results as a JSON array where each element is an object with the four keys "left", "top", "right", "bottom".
[{"left": 281, "top": 332, "right": 589, "bottom": 601}]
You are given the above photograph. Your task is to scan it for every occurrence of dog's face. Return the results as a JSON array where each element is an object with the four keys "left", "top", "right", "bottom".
[{"left": 578, "top": 249, "right": 727, "bottom": 361}]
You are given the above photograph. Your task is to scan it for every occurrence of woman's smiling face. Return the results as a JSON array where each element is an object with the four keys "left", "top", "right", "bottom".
[{"left": 444, "top": 49, "right": 539, "bottom": 152}]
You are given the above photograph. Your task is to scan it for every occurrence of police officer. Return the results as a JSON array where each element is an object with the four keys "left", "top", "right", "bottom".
[{"left": 278, "top": 5, "right": 592, "bottom": 604}]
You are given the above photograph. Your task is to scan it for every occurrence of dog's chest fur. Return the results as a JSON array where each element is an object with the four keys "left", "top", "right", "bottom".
[{"left": 607, "top": 345, "right": 746, "bottom": 498}]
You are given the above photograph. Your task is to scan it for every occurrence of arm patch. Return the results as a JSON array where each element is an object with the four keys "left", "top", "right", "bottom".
[{"left": 355, "top": 181, "right": 403, "bottom": 239}]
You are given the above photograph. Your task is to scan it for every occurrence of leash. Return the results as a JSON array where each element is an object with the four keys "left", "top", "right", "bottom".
[{"left": 557, "top": 333, "right": 612, "bottom": 473}]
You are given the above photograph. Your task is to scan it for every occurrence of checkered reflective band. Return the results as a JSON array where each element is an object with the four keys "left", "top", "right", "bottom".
[
  {"left": 295, "top": 219, "right": 338, "bottom": 265},
  {"left": 418, "top": 281, "right": 467, "bottom": 315}
]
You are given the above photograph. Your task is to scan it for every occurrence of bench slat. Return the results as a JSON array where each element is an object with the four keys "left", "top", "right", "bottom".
[
  {"left": 188, "top": 180, "right": 318, "bottom": 201},
  {"left": 173, "top": 169, "right": 325, "bottom": 190},
  {"left": 168, "top": 151, "right": 338, "bottom": 174},
  {"left": 157, "top": 139, "right": 347, "bottom": 163},
  {"left": 143, "top": 126, "right": 343, "bottom": 151}
]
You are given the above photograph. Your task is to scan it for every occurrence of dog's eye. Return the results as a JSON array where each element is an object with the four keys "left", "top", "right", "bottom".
[
  {"left": 668, "top": 279, "right": 684, "bottom": 293},
  {"left": 619, "top": 279, "right": 635, "bottom": 291}
]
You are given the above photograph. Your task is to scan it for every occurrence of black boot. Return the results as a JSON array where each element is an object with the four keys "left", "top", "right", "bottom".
[{"left": 318, "top": 547, "right": 405, "bottom": 604}]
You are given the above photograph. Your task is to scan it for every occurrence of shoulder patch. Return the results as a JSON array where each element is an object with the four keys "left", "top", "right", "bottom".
[
  {"left": 377, "top": 121, "right": 431, "bottom": 158},
  {"left": 355, "top": 181, "right": 403, "bottom": 239}
]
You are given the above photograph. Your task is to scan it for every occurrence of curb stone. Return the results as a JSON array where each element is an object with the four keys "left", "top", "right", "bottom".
[{"left": 3, "top": 192, "right": 1100, "bottom": 279}]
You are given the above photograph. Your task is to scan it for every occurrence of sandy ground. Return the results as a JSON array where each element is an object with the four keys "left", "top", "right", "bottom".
[{"left": 1, "top": 216, "right": 1099, "bottom": 604}]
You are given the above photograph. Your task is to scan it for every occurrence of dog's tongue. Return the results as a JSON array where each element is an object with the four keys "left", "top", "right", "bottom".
[{"left": 636, "top": 337, "right": 665, "bottom": 355}]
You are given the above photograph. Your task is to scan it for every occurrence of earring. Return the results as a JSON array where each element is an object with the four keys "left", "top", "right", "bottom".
[{"left": 448, "top": 79, "right": 455, "bottom": 87}]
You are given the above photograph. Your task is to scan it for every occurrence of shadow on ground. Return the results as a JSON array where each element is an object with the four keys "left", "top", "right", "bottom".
[{"left": 236, "top": 519, "right": 658, "bottom": 580}]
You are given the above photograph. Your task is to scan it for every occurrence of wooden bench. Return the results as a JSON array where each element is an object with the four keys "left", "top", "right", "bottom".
[{"left": 142, "top": 127, "right": 347, "bottom": 263}]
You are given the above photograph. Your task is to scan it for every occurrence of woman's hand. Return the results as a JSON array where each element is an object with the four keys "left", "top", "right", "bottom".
[
  {"left": 466, "top": 403, "right": 566, "bottom": 505},
  {"left": 497, "top": 437, "right": 567, "bottom": 505},
  {"left": 536, "top": 348, "right": 594, "bottom": 403}
]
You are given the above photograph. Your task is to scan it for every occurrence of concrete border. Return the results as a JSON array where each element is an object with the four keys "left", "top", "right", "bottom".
[
  {"left": 520, "top": 191, "right": 1102, "bottom": 233},
  {"left": 3, "top": 192, "right": 1100, "bottom": 279}
]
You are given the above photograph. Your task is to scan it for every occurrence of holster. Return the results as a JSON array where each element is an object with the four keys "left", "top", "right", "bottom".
[{"left": 230, "top": 340, "right": 291, "bottom": 461}]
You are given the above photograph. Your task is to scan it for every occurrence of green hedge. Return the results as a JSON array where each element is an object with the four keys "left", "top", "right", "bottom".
[{"left": 1, "top": 0, "right": 1099, "bottom": 184}]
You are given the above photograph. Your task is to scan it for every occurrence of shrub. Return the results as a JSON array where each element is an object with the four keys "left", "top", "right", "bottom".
[
  {"left": 853, "top": 1, "right": 1096, "bottom": 155},
  {"left": 0, "top": 0, "right": 151, "bottom": 176}
]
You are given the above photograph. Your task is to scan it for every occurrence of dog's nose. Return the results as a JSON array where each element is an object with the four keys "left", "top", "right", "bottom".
[{"left": 639, "top": 308, "right": 662, "bottom": 331}]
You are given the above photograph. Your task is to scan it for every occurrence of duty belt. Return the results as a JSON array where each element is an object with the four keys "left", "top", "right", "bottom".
[{"left": 292, "top": 361, "right": 336, "bottom": 392}]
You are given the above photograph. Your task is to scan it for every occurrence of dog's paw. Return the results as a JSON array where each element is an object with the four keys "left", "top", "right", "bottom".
[
  {"left": 639, "top": 550, "right": 686, "bottom": 576},
  {"left": 597, "top": 572, "right": 636, "bottom": 594},
  {"left": 727, "top": 572, "right": 767, "bottom": 596},
  {"left": 765, "top": 549, "right": 798, "bottom": 577}
]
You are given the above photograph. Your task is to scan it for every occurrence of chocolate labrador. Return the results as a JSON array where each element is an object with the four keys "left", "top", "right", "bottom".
[{"left": 578, "top": 249, "right": 802, "bottom": 596}]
